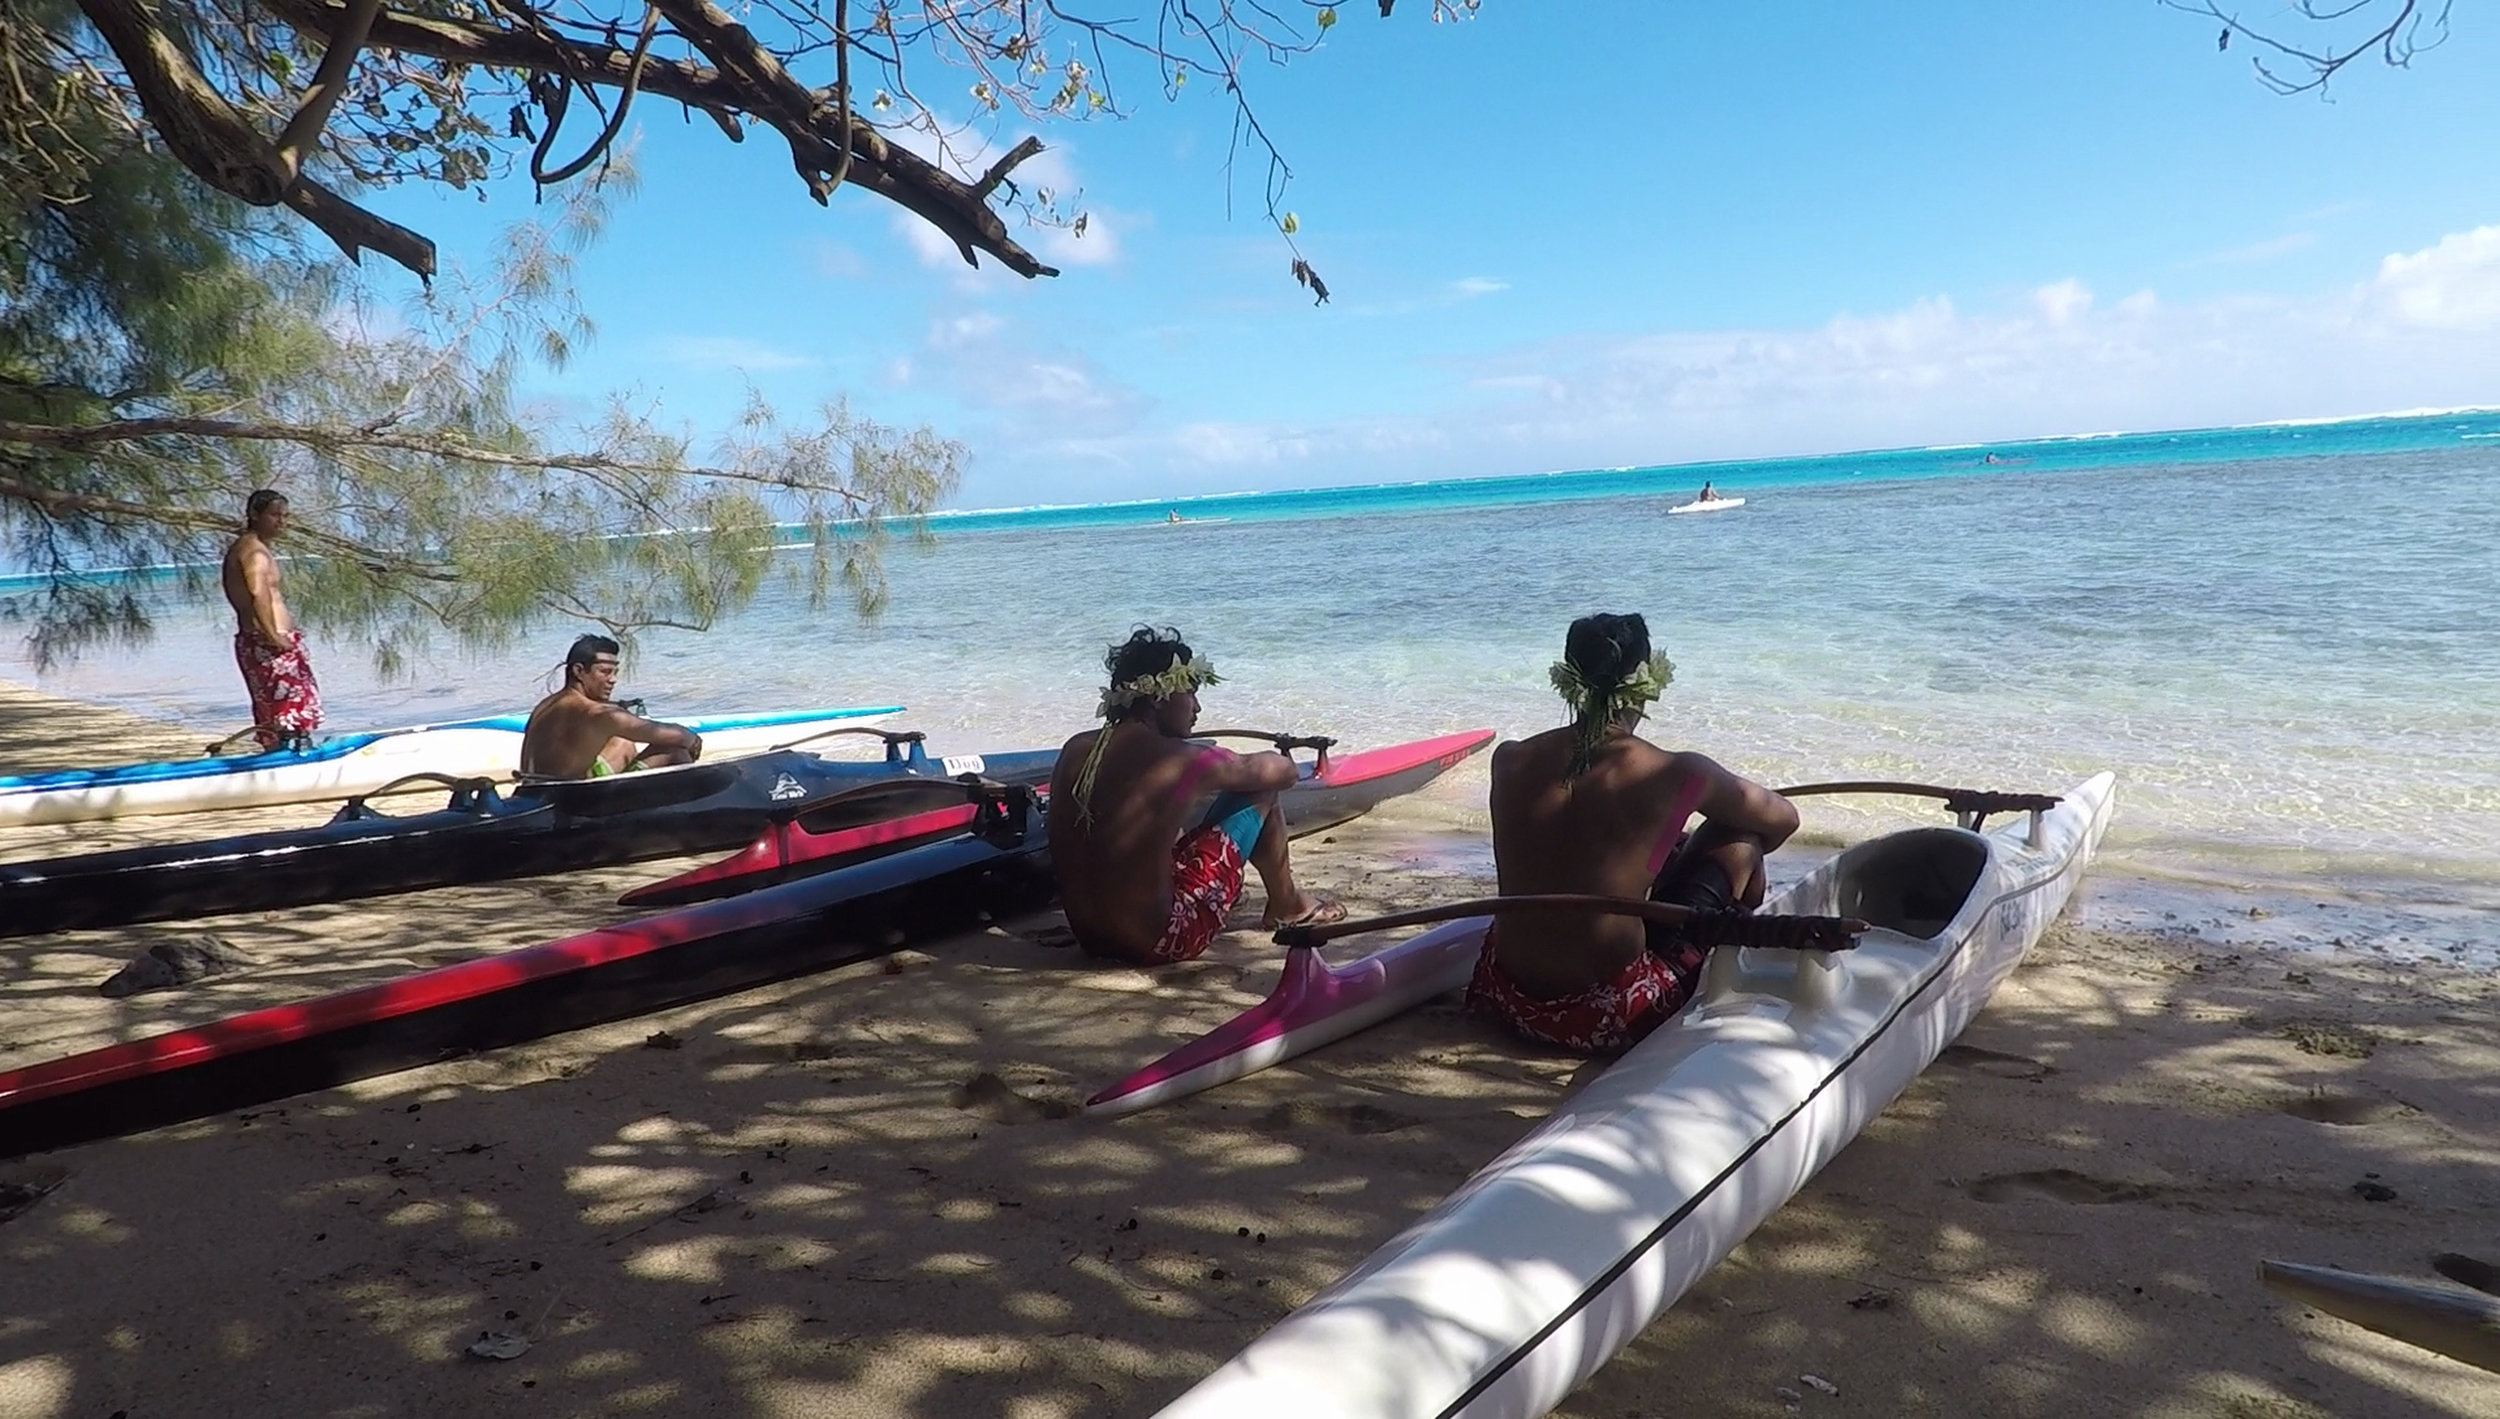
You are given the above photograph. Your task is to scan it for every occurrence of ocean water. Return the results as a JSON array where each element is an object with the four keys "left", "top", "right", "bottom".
[{"left": 10, "top": 412, "right": 2500, "bottom": 911}]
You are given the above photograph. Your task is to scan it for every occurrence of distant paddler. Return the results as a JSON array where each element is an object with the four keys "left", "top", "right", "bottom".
[
  {"left": 1697, "top": 480, "right": 1719, "bottom": 502},
  {"left": 1475, "top": 612, "right": 1800, "bottom": 1054},
  {"left": 221, "top": 488, "right": 324, "bottom": 751},
  {"left": 1050, "top": 625, "right": 1343, "bottom": 964},
  {"left": 517, "top": 634, "right": 702, "bottom": 780}
]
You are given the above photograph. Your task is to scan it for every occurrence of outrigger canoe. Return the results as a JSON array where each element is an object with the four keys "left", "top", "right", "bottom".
[
  {"left": 626, "top": 729, "right": 1497, "bottom": 908},
  {"left": 0, "top": 730, "right": 1056, "bottom": 938},
  {"left": 1142, "top": 773, "right": 2114, "bottom": 1419},
  {"left": 0, "top": 703, "right": 905, "bottom": 828},
  {"left": 2261, "top": 1259, "right": 2500, "bottom": 1375},
  {"left": 0, "top": 730, "right": 1490, "bottom": 1158}
]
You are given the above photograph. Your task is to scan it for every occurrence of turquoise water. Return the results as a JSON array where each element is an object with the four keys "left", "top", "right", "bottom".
[{"left": 9, "top": 411, "right": 2499, "bottom": 905}]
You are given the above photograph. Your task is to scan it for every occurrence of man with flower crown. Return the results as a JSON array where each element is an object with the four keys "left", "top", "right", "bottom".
[
  {"left": 1048, "top": 625, "right": 1345, "bottom": 964},
  {"left": 1473, "top": 612, "right": 1801, "bottom": 1055}
]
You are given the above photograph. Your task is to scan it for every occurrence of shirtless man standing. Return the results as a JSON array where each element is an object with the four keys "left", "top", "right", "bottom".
[
  {"left": 222, "top": 488, "right": 323, "bottom": 750},
  {"left": 1048, "top": 626, "right": 1342, "bottom": 965},
  {"left": 516, "top": 634, "right": 702, "bottom": 780},
  {"left": 1473, "top": 612, "right": 1799, "bottom": 1055}
]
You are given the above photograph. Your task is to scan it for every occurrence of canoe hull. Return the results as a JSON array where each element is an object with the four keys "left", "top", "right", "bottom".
[
  {"left": 2262, "top": 1260, "right": 2500, "bottom": 1374},
  {"left": 0, "top": 704, "right": 901, "bottom": 827},
  {"left": 0, "top": 746, "right": 1058, "bottom": 938},
  {"left": 0, "top": 808, "right": 1057, "bottom": 1159},
  {"left": 1150, "top": 773, "right": 2115, "bottom": 1419},
  {"left": 0, "top": 732, "right": 1493, "bottom": 1157},
  {"left": 627, "top": 728, "right": 1498, "bottom": 908}
]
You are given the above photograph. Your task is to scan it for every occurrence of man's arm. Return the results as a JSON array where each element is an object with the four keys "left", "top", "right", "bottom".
[
  {"left": 1673, "top": 751, "right": 1800, "bottom": 851},
  {"left": 1198, "top": 746, "right": 1301, "bottom": 796},
  {"left": 594, "top": 704, "right": 703, "bottom": 760},
  {"left": 242, "top": 548, "right": 288, "bottom": 645}
]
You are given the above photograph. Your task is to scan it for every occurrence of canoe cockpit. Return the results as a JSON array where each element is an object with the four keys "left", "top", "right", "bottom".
[{"left": 1833, "top": 827, "right": 1990, "bottom": 939}]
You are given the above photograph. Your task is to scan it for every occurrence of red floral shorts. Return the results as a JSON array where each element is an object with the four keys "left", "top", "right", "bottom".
[
  {"left": 1466, "top": 925, "right": 1711, "bottom": 1056},
  {"left": 233, "top": 630, "right": 324, "bottom": 749},
  {"left": 1147, "top": 823, "right": 1249, "bottom": 963}
]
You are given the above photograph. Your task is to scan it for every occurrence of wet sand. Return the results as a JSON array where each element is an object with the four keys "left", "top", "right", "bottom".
[{"left": 2, "top": 681, "right": 2494, "bottom": 1419}]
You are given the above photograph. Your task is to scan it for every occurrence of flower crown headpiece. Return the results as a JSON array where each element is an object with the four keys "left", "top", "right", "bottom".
[
  {"left": 1097, "top": 656, "right": 1222, "bottom": 720},
  {"left": 1549, "top": 651, "right": 1675, "bottom": 777},
  {"left": 1073, "top": 654, "right": 1222, "bottom": 823}
]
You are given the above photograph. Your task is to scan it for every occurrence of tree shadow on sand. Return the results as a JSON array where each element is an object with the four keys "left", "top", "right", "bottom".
[{"left": 0, "top": 863, "right": 2494, "bottom": 1419}]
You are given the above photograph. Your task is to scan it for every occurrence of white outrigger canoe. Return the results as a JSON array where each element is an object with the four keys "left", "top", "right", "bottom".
[
  {"left": 1146, "top": 772, "right": 2115, "bottom": 1419},
  {"left": 1666, "top": 496, "right": 1745, "bottom": 515},
  {"left": 0, "top": 703, "right": 902, "bottom": 828}
]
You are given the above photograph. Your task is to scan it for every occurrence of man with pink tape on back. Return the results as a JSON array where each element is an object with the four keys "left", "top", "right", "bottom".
[
  {"left": 1473, "top": 612, "right": 1800, "bottom": 1055},
  {"left": 1049, "top": 626, "right": 1344, "bottom": 965}
]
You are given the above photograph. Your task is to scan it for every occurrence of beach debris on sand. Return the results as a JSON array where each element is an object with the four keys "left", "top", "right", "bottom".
[
  {"left": 98, "top": 934, "right": 253, "bottom": 997},
  {"left": 949, "top": 1070, "right": 1077, "bottom": 1122},
  {"left": 465, "top": 1330, "right": 530, "bottom": 1360},
  {"left": 0, "top": 1172, "right": 67, "bottom": 1226}
]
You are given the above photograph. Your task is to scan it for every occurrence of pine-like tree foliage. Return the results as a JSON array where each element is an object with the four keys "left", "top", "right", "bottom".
[{"left": 1, "top": 1, "right": 959, "bottom": 672}]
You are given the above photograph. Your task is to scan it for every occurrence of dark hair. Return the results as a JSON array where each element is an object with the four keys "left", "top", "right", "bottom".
[
  {"left": 245, "top": 489, "right": 287, "bottom": 520},
  {"left": 564, "top": 633, "right": 621, "bottom": 684},
  {"left": 1104, "top": 625, "right": 1193, "bottom": 713},
  {"left": 1564, "top": 613, "right": 1651, "bottom": 697}
]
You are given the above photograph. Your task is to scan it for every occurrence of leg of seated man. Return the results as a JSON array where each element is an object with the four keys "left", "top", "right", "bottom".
[
  {"left": 1139, "top": 794, "right": 1262, "bottom": 964},
  {"left": 1644, "top": 819, "right": 1769, "bottom": 991},
  {"left": 1240, "top": 790, "right": 1335, "bottom": 928}
]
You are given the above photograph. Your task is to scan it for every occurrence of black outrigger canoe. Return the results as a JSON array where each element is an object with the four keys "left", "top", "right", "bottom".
[
  {"left": 0, "top": 730, "right": 1057, "bottom": 938},
  {"left": 0, "top": 730, "right": 1492, "bottom": 1158}
]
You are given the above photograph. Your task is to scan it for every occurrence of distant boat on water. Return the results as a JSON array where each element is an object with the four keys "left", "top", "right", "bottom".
[{"left": 1667, "top": 495, "right": 1745, "bottom": 515}]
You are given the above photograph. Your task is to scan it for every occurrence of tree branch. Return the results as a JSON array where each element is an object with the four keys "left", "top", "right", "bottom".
[
  {"left": 270, "top": 0, "right": 381, "bottom": 184},
  {"left": 0, "top": 471, "right": 457, "bottom": 578},
  {"left": 74, "top": 0, "right": 438, "bottom": 276},
  {"left": 260, "top": 0, "right": 1059, "bottom": 276},
  {"left": 0, "top": 414, "right": 877, "bottom": 512}
]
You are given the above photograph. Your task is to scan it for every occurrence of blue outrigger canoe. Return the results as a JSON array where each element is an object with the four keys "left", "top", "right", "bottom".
[{"left": 0, "top": 703, "right": 902, "bottom": 827}]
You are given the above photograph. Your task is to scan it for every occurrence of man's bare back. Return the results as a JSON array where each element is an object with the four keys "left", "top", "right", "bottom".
[
  {"left": 1490, "top": 729, "right": 1791, "bottom": 995},
  {"left": 516, "top": 636, "right": 701, "bottom": 779},
  {"left": 1050, "top": 724, "right": 1287, "bottom": 956},
  {"left": 1046, "top": 627, "right": 1331, "bottom": 964}
]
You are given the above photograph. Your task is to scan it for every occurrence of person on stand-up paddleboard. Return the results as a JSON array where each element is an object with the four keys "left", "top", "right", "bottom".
[
  {"left": 222, "top": 489, "right": 324, "bottom": 751},
  {"left": 517, "top": 634, "right": 702, "bottom": 780},
  {"left": 1050, "top": 625, "right": 1344, "bottom": 965},
  {"left": 1475, "top": 612, "right": 1799, "bottom": 1054}
]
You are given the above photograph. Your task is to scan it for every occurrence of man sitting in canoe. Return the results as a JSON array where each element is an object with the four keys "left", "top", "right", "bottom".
[
  {"left": 1697, "top": 481, "right": 1717, "bottom": 502},
  {"left": 1049, "top": 626, "right": 1343, "bottom": 964},
  {"left": 517, "top": 634, "right": 703, "bottom": 780},
  {"left": 1475, "top": 612, "right": 1798, "bottom": 1054}
]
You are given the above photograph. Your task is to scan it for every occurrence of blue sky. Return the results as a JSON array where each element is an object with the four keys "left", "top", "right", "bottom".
[{"left": 361, "top": 2, "right": 2500, "bottom": 509}]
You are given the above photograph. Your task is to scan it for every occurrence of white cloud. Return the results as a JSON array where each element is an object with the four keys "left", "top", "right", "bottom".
[
  {"left": 2031, "top": 279, "right": 2092, "bottom": 325},
  {"left": 808, "top": 239, "right": 871, "bottom": 280},
  {"left": 904, "top": 307, "right": 1151, "bottom": 435},
  {"left": 1452, "top": 276, "right": 1508, "bottom": 297},
  {"left": 650, "top": 335, "right": 816, "bottom": 371},
  {"left": 946, "top": 220, "right": 2500, "bottom": 505},
  {"left": 2366, "top": 224, "right": 2500, "bottom": 330}
]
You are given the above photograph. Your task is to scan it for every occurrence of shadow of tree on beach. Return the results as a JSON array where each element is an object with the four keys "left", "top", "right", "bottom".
[{"left": 2, "top": 834, "right": 2496, "bottom": 1419}]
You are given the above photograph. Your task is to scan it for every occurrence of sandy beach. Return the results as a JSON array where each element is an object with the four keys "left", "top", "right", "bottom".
[{"left": 2, "top": 681, "right": 2494, "bottom": 1419}]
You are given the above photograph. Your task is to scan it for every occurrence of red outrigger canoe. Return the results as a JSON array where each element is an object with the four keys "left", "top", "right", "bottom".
[{"left": 0, "top": 731, "right": 1491, "bottom": 1159}]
